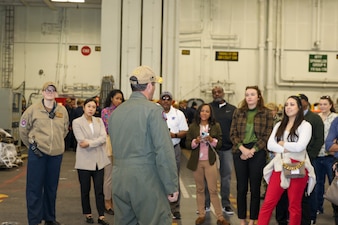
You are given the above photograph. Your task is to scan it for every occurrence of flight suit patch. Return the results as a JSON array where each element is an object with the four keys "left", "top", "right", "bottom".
[{"left": 55, "top": 112, "right": 63, "bottom": 118}]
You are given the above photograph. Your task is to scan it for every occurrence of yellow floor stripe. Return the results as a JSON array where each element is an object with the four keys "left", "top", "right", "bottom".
[
  {"left": 0, "top": 193, "right": 9, "bottom": 203},
  {"left": 182, "top": 149, "right": 191, "bottom": 159},
  {"left": 179, "top": 177, "right": 190, "bottom": 198},
  {"left": 182, "top": 149, "right": 238, "bottom": 211}
]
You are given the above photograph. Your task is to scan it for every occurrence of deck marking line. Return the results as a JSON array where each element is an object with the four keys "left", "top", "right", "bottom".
[{"left": 179, "top": 176, "right": 190, "bottom": 198}]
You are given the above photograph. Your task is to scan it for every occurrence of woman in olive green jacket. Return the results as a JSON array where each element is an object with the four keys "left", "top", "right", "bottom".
[{"left": 185, "top": 103, "right": 229, "bottom": 225}]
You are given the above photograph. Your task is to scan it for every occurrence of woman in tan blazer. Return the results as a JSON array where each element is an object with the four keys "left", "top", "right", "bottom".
[{"left": 73, "top": 98, "right": 110, "bottom": 225}]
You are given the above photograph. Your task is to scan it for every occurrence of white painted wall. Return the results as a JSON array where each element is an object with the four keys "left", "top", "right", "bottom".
[
  {"left": 1, "top": 6, "right": 101, "bottom": 104},
  {"left": 101, "top": 0, "right": 179, "bottom": 100},
  {"left": 178, "top": 0, "right": 338, "bottom": 106},
  {"left": 1, "top": 0, "right": 338, "bottom": 108}
]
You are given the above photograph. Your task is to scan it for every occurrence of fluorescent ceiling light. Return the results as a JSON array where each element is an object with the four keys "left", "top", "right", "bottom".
[{"left": 51, "top": 0, "right": 85, "bottom": 3}]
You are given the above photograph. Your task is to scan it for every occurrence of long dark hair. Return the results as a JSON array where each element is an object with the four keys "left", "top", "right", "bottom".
[
  {"left": 320, "top": 95, "right": 336, "bottom": 113},
  {"left": 238, "top": 85, "right": 265, "bottom": 110},
  {"left": 275, "top": 95, "right": 304, "bottom": 142},
  {"left": 194, "top": 103, "right": 216, "bottom": 126},
  {"left": 103, "top": 89, "right": 125, "bottom": 108}
]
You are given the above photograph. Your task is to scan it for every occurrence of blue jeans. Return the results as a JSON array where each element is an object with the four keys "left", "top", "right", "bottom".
[
  {"left": 313, "top": 156, "right": 335, "bottom": 213},
  {"left": 205, "top": 149, "right": 233, "bottom": 208}
]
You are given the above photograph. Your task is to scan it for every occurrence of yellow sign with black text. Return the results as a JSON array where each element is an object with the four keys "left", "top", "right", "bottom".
[{"left": 215, "top": 51, "right": 238, "bottom": 61}]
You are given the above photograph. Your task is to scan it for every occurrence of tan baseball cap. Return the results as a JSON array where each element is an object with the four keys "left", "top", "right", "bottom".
[
  {"left": 129, "top": 66, "right": 162, "bottom": 84},
  {"left": 42, "top": 81, "right": 57, "bottom": 92}
]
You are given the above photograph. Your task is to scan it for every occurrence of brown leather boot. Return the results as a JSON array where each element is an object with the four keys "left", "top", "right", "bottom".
[
  {"left": 216, "top": 218, "right": 230, "bottom": 225},
  {"left": 195, "top": 216, "right": 206, "bottom": 225}
]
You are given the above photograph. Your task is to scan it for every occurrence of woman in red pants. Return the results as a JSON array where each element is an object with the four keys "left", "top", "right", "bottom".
[{"left": 257, "top": 95, "right": 316, "bottom": 225}]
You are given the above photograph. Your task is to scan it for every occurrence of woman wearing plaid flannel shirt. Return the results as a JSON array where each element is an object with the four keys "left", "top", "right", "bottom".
[{"left": 230, "top": 86, "right": 273, "bottom": 225}]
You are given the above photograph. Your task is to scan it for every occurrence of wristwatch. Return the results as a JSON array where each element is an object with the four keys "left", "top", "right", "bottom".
[{"left": 175, "top": 133, "right": 178, "bottom": 138}]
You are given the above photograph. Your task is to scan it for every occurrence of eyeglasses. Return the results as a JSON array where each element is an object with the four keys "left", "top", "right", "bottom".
[
  {"left": 45, "top": 88, "right": 56, "bottom": 93},
  {"left": 161, "top": 96, "right": 172, "bottom": 101}
]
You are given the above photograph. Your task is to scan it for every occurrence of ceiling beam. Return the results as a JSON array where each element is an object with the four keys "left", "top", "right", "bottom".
[
  {"left": 43, "top": 0, "right": 57, "bottom": 10},
  {"left": 19, "top": 0, "right": 29, "bottom": 6}
]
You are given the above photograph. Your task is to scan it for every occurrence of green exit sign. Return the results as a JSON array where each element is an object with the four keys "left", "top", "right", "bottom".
[{"left": 309, "top": 54, "right": 327, "bottom": 72}]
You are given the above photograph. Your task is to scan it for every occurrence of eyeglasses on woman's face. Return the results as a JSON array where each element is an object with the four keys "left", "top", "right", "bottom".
[{"left": 44, "top": 88, "right": 56, "bottom": 93}]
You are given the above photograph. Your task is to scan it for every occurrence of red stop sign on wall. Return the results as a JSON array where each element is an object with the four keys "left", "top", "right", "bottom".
[{"left": 81, "top": 46, "right": 91, "bottom": 56}]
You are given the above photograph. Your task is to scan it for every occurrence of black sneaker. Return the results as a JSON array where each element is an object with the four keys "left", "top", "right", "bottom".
[
  {"left": 222, "top": 206, "right": 234, "bottom": 215},
  {"left": 316, "top": 210, "right": 323, "bottom": 215},
  {"left": 172, "top": 211, "right": 181, "bottom": 219},
  {"left": 98, "top": 218, "right": 109, "bottom": 225},
  {"left": 86, "top": 216, "right": 94, "bottom": 224}
]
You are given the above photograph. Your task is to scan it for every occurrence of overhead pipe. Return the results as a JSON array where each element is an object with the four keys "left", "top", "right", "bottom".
[
  {"left": 55, "top": 8, "right": 66, "bottom": 88},
  {"left": 118, "top": 0, "right": 123, "bottom": 89},
  {"left": 266, "top": 0, "right": 275, "bottom": 102},
  {"left": 199, "top": 0, "right": 205, "bottom": 97},
  {"left": 258, "top": 0, "right": 265, "bottom": 90},
  {"left": 316, "top": 0, "right": 321, "bottom": 48},
  {"left": 160, "top": 0, "right": 164, "bottom": 96},
  {"left": 274, "top": 0, "right": 282, "bottom": 87},
  {"left": 313, "top": 0, "right": 321, "bottom": 49},
  {"left": 61, "top": 8, "right": 69, "bottom": 93}
]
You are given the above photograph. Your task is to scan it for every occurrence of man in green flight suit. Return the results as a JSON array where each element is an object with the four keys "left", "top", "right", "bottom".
[{"left": 108, "top": 65, "right": 179, "bottom": 225}]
